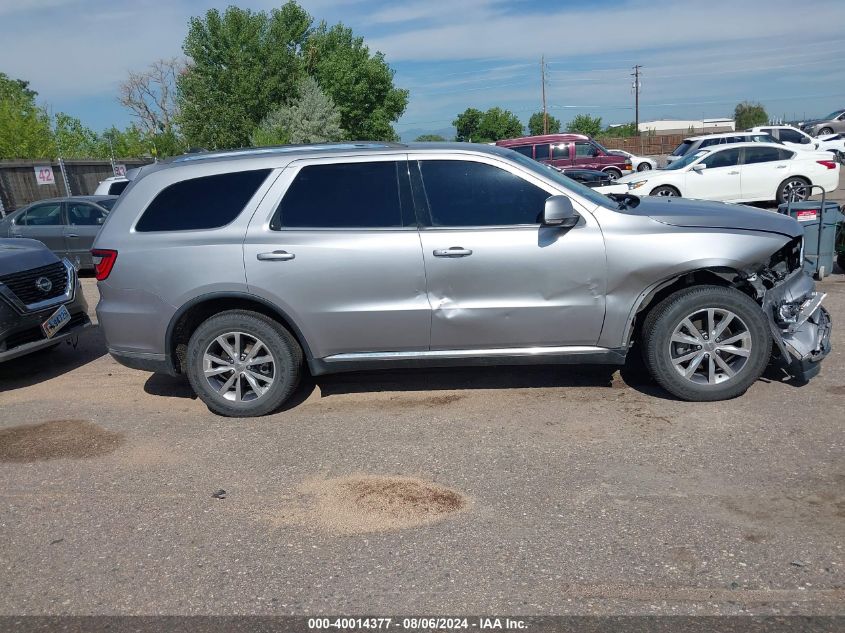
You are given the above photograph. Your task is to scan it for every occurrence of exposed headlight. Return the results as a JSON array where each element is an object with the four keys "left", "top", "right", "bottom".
[{"left": 628, "top": 180, "right": 648, "bottom": 190}]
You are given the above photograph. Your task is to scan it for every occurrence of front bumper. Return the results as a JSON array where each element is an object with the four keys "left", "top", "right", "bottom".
[
  {"left": 0, "top": 279, "right": 91, "bottom": 363},
  {"left": 763, "top": 271, "right": 831, "bottom": 380}
]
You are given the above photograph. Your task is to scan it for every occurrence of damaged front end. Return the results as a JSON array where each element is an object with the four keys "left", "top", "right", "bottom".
[{"left": 743, "top": 236, "right": 831, "bottom": 381}]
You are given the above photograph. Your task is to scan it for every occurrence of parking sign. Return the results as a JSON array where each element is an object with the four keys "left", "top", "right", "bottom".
[{"left": 34, "top": 166, "right": 55, "bottom": 185}]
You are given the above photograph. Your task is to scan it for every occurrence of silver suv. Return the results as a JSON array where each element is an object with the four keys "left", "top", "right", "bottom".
[{"left": 93, "top": 143, "right": 831, "bottom": 417}]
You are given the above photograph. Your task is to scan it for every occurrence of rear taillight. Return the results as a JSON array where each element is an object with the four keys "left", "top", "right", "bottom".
[
  {"left": 91, "top": 249, "right": 118, "bottom": 281},
  {"left": 817, "top": 160, "right": 837, "bottom": 169}
]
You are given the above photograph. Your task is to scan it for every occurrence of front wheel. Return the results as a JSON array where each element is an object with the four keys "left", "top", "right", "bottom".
[
  {"left": 186, "top": 310, "right": 303, "bottom": 417},
  {"left": 650, "top": 185, "right": 680, "bottom": 197},
  {"left": 603, "top": 168, "right": 622, "bottom": 181},
  {"left": 642, "top": 286, "right": 772, "bottom": 401},
  {"left": 819, "top": 127, "right": 834, "bottom": 136},
  {"left": 637, "top": 162, "right": 652, "bottom": 172}
]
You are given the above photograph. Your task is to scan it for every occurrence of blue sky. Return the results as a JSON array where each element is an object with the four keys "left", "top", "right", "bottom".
[{"left": 2, "top": 0, "right": 844, "bottom": 141}]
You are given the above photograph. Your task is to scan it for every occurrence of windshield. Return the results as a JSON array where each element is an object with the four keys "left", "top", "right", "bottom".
[
  {"left": 670, "top": 140, "right": 694, "bottom": 156},
  {"left": 505, "top": 150, "right": 616, "bottom": 210},
  {"left": 663, "top": 149, "right": 708, "bottom": 170}
]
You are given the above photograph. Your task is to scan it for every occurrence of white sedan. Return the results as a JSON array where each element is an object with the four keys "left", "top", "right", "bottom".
[
  {"left": 596, "top": 142, "right": 839, "bottom": 204},
  {"left": 606, "top": 149, "right": 657, "bottom": 172}
]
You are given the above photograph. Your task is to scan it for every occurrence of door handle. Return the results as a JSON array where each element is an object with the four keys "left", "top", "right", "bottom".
[
  {"left": 776, "top": 165, "right": 787, "bottom": 169},
  {"left": 728, "top": 171, "right": 739, "bottom": 175},
  {"left": 257, "top": 250, "right": 295, "bottom": 261},
  {"left": 433, "top": 247, "right": 473, "bottom": 257},
  {"left": 66, "top": 233, "right": 79, "bottom": 238}
]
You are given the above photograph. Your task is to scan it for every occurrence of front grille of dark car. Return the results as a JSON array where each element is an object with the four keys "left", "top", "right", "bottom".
[
  {"left": 2, "top": 311, "right": 87, "bottom": 351},
  {"left": 0, "top": 261, "right": 68, "bottom": 306}
]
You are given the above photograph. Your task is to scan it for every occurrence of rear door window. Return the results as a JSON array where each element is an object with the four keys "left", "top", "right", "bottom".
[
  {"left": 67, "top": 203, "right": 107, "bottom": 226},
  {"left": 552, "top": 143, "right": 570, "bottom": 159},
  {"left": 136, "top": 169, "right": 272, "bottom": 232},
  {"left": 533, "top": 144, "right": 551, "bottom": 160},
  {"left": 417, "top": 159, "right": 549, "bottom": 227},
  {"left": 743, "top": 146, "right": 783, "bottom": 164},
  {"left": 272, "top": 161, "right": 411, "bottom": 229}
]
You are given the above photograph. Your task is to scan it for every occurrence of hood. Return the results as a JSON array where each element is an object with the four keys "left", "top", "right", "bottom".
[
  {"left": 0, "top": 238, "right": 61, "bottom": 276},
  {"left": 624, "top": 196, "right": 802, "bottom": 238}
]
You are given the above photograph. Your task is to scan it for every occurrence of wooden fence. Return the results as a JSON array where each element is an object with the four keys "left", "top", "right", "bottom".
[
  {"left": 0, "top": 159, "right": 151, "bottom": 214},
  {"left": 594, "top": 134, "right": 686, "bottom": 156}
]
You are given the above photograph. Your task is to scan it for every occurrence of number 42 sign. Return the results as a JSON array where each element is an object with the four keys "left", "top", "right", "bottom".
[{"left": 34, "top": 166, "right": 55, "bottom": 186}]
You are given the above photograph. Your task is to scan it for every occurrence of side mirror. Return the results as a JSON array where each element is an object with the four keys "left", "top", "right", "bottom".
[
  {"left": 692, "top": 163, "right": 707, "bottom": 172},
  {"left": 542, "top": 195, "right": 579, "bottom": 228}
]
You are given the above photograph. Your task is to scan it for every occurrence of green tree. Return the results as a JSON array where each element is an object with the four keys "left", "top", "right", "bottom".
[
  {"left": 53, "top": 113, "right": 103, "bottom": 158},
  {"left": 734, "top": 101, "right": 769, "bottom": 130},
  {"left": 178, "top": 2, "right": 311, "bottom": 149},
  {"left": 603, "top": 122, "right": 638, "bottom": 138},
  {"left": 476, "top": 107, "right": 523, "bottom": 142},
  {"left": 0, "top": 73, "right": 54, "bottom": 158},
  {"left": 251, "top": 76, "right": 344, "bottom": 145},
  {"left": 453, "top": 108, "right": 483, "bottom": 142},
  {"left": 528, "top": 111, "right": 561, "bottom": 135},
  {"left": 567, "top": 114, "right": 603, "bottom": 137},
  {"left": 305, "top": 22, "right": 408, "bottom": 141},
  {"left": 414, "top": 134, "right": 447, "bottom": 142}
]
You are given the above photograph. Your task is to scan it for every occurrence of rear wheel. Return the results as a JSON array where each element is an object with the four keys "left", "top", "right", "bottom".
[
  {"left": 777, "top": 177, "right": 810, "bottom": 204},
  {"left": 186, "top": 310, "right": 303, "bottom": 417},
  {"left": 650, "top": 185, "right": 680, "bottom": 197},
  {"left": 642, "top": 286, "right": 771, "bottom": 401},
  {"left": 603, "top": 168, "right": 623, "bottom": 181}
]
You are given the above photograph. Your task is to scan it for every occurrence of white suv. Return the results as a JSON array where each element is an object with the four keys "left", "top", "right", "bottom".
[{"left": 666, "top": 132, "right": 778, "bottom": 164}]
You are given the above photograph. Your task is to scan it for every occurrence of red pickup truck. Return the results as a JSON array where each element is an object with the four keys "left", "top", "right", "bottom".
[{"left": 496, "top": 133, "right": 632, "bottom": 180}]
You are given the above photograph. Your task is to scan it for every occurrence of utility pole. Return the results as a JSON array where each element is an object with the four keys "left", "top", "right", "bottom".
[
  {"left": 541, "top": 54, "right": 548, "bottom": 135},
  {"left": 631, "top": 65, "right": 642, "bottom": 136}
]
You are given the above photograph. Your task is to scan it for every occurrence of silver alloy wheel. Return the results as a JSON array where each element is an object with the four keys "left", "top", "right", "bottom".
[
  {"left": 203, "top": 331, "right": 276, "bottom": 402},
  {"left": 606, "top": 170, "right": 621, "bottom": 181},
  {"left": 669, "top": 308, "right": 752, "bottom": 385},
  {"left": 638, "top": 163, "right": 652, "bottom": 171},
  {"left": 819, "top": 127, "right": 833, "bottom": 135},
  {"left": 783, "top": 179, "right": 809, "bottom": 202}
]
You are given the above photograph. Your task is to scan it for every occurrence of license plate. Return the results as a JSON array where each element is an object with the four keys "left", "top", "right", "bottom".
[{"left": 41, "top": 304, "right": 71, "bottom": 339}]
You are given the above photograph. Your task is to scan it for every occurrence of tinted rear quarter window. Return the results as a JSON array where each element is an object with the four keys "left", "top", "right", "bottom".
[
  {"left": 511, "top": 145, "right": 534, "bottom": 158},
  {"left": 136, "top": 169, "right": 271, "bottom": 232},
  {"left": 533, "top": 144, "right": 551, "bottom": 160},
  {"left": 273, "top": 161, "right": 408, "bottom": 229}
]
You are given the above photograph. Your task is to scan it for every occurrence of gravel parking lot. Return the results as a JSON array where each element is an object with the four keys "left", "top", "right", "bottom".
[{"left": 1, "top": 191, "right": 843, "bottom": 616}]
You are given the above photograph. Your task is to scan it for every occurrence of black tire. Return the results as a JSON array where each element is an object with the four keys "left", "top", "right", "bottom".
[
  {"left": 776, "top": 177, "right": 810, "bottom": 204},
  {"left": 819, "top": 127, "right": 834, "bottom": 136},
  {"left": 637, "top": 162, "right": 652, "bottom": 172},
  {"left": 603, "top": 168, "right": 623, "bottom": 181},
  {"left": 186, "top": 310, "right": 303, "bottom": 417},
  {"left": 650, "top": 185, "right": 680, "bottom": 197},
  {"left": 641, "top": 286, "right": 772, "bottom": 401}
]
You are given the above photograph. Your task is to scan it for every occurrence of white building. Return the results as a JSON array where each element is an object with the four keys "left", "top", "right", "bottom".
[{"left": 637, "top": 118, "right": 735, "bottom": 135}]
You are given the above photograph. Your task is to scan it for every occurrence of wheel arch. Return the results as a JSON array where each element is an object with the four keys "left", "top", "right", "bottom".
[
  {"left": 623, "top": 267, "right": 755, "bottom": 348},
  {"left": 165, "top": 292, "right": 314, "bottom": 374}
]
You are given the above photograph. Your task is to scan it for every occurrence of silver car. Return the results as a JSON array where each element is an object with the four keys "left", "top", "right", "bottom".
[
  {"left": 0, "top": 195, "right": 117, "bottom": 270},
  {"left": 93, "top": 143, "right": 831, "bottom": 417},
  {"left": 801, "top": 109, "right": 845, "bottom": 136}
]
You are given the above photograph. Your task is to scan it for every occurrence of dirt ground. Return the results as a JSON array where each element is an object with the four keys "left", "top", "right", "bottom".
[{"left": 0, "top": 197, "right": 843, "bottom": 616}]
